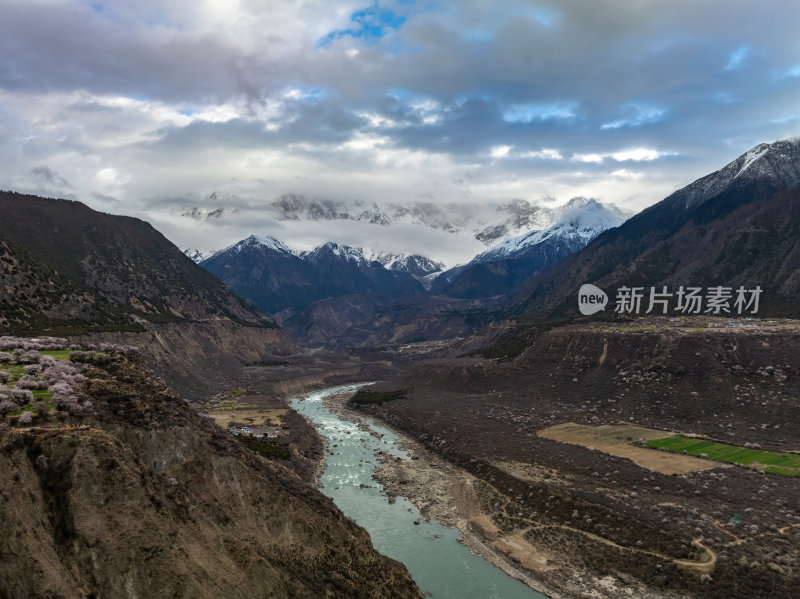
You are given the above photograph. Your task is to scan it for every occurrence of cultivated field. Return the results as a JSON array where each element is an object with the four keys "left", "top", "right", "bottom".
[
  {"left": 647, "top": 437, "right": 800, "bottom": 476},
  {"left": 206, "top": 397, "right": 287, "bottom": 431},
  {"left": 537, "top": 422, "right": 716, "bottom": 474}
]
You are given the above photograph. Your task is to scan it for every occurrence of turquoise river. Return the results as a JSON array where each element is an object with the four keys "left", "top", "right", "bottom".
[{"left": 290, "top": 384, "right": 547, "bottom": 599}]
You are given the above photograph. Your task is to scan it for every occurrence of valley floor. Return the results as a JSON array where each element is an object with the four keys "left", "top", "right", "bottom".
[
  {"left": 347, "top": 320, "right": 800, "bottom": 599},
  {"left": 323, "top": 389, "right": 695, "bottom": 599}
]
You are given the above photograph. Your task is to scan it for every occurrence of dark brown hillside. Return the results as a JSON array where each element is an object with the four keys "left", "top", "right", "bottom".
[
  {"left": 0, "top": 191, "right": 296, "bottom": 393},
  {"left": 0, "top": 191, "right": 274, "bottom": 331},
  {"left": 0, "top": 354, "right": 421, "bottom": 599}
]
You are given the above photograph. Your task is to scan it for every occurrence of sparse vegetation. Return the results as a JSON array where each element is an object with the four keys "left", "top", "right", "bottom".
[
  {"left": 237, "top": 435, "right": 291, "bottom": 459},
  {"left": 350, "top": 389, "right": 405, "bottom": 404}
]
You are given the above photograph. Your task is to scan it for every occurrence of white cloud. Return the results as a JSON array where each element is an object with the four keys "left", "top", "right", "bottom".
[
  {"left": 95, "top": 167, "right": 119, "bottom": 185},
  {"left": 518, "top": 149, "right": 563, "bottom": 160},
  {"left": 573, "top": 148, "right": 670, "bottom": 163},
  {"left": 490, "top": 145, "right": 512, "bottom": 159}
]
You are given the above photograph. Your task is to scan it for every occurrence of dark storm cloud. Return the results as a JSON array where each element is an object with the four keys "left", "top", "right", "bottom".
[
  {"left": 0, "top": 1, "right": 265, "bottom": 103},
  {"left": 30, "top": 165, "right": 72, "bottom": 188}
]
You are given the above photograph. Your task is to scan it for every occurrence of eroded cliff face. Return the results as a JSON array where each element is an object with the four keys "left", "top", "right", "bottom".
[
  {"left": 0, "top": 358, "right": 421, "bottom": 599},
  {"left": 72, "top": 320, "right": 297, "bottom": 397}
]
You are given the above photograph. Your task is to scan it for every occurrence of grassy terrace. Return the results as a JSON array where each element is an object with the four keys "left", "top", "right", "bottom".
[{"left": 647, "top": 436, "right": 800, "bottom": 476}]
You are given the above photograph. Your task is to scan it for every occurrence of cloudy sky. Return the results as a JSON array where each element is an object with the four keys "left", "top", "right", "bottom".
[{"left": 2, "top": 0, "right": 800, "bottom": 261}]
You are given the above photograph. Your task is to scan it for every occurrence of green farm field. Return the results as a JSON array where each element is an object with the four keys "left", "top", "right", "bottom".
[{"left": 647, "top": 436, "right": 800, "bottom": 476}]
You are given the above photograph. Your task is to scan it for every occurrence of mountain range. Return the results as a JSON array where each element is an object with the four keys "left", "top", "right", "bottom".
[
  {"left": 200, "top": 237, "right": 427, "bottom": 323},
  {"left": 196, "top": 137, "right": 800, "bottom": 349},
  {"left": 196, "top": 196, "right": 627, "bottom": 345},
  {"left": 431, "top": 197, "right": 626, "bottom": 298},
  {"left": 178, "top": 192, "right": 631, "bottom": 250}
]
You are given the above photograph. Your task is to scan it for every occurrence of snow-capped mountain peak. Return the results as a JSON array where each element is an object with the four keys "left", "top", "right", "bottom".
[
  {"left": 362, "top": 249, "right": 445, "bottom": 276},
  {"left": 474, "top": 198, "right": 627, "bottom": 262},
  {"left": 183, "top": 248, "right": 210, "bottom": 263},
  {"left": 679, "top": 137, "right": 800, "bottom": 210},
  {"left": 735, "top": 144, "right": 771, "bottom": 179},
  {"left": 212, "top": 234, "right": 294, "bottom": 259},
  {"left": 303, "top": 242, "right": 370, "bottom": 265}
]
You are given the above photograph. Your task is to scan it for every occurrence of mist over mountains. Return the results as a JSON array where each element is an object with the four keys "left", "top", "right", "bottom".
[{"left": 178, "top": 194, "right": 632, "bottom": 266}]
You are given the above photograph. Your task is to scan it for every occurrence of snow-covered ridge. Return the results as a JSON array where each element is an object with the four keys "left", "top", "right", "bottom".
[
  {"left": 735, "top": 144, "right": 771, "bottom": 179},
  {"left": 263, "top": 194, "right": 630, "bottom": 246},
  {"left": 179, "top": 206, "right": 239, "bottom": 220},
  {"left": 183, "top": 248, "right": 210, "bottom": 263},
  {"left": 475, "top": 199, "right": 626, "bottom": 262},
  {"left": 300, "top": 243, "right": 444, "bottom": 276},
  {"left": 302, "top": 242, "right": 371, "bottom": 264},
  {"left": 212, "top": 234, "right": 294, "bottom": 259},
  {"left": 362, "top": 249, "right": 445, "bottom": 275},
  {"left": 681, "top": 137, "right": 800, "bottom": 210}
]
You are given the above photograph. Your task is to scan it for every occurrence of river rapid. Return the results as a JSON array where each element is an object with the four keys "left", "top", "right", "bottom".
[{"left": 290, "top": 384, "right": 546, "bottom": 599}]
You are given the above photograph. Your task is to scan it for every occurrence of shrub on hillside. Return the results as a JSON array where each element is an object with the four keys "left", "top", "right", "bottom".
[
  {"left": 12, "top": 389, "right": 34, "bottom": 404},
  {"left": 350, "top": 389, "right": 406, "bottom": 404},
  {"left": 16, "top": 375, "right": 48, "bottom": 391}
]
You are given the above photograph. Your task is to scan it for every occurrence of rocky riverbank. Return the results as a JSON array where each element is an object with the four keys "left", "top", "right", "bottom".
[
  {"left": 323, "top": 390, "right": 701, "bottom": 599},
  {"left": 320, "top": 393, "right": 567, "bottom": 599}
]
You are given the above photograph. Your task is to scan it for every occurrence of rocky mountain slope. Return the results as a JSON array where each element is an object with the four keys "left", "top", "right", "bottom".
[
  {"left": 201, "top": 238, "right": 425, "bottom": 324},
  {"left": 510, "top": 138, "right": 800, "bottom": 320},
  {"left": 0, "top": 349, "right": 421, "bottom": 598},
  {"left": 0, "top": 192, "right": 295, "bottom": 393}
]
